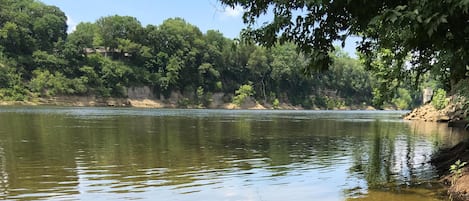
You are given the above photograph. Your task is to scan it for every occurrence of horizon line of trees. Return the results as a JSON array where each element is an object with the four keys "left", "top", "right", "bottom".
[{"left": 0, "top": 0, "right": 438, "bottom": 109}]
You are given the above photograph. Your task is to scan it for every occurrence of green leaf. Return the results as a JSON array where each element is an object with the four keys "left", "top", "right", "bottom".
[
  {"left": 416, "top": 16, "right": 423, "bottom": 23},
  {"left": 439, "top": 15, "right": 448, "bottom": 23},
  {"left": 395, "top": 5, "right": 407, "bottom": 10}
]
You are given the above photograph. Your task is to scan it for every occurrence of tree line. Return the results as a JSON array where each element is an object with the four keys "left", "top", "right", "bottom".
[
  {"left": 0, "top": 0, "right": 432, "bottom": 109},
  {"left": 220, "top": 0, "right": 468, "bottom": 100}
]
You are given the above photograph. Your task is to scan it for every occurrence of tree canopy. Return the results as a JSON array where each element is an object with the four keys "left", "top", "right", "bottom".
[
  {"left": 220, "top": 0, "right": 469, "bottom": 91},
  {"left": 0, "top": 0, "right": 433, "bottom": 109}
]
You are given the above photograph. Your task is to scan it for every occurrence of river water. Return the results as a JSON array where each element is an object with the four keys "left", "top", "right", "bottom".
[{"left": 0, "top": 107, "right": 466, "bottom": 200}]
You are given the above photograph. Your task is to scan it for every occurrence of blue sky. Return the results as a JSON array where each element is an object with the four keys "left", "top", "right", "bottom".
[{"left": 40, "top": 0, "right": 358, "bottom": 56}]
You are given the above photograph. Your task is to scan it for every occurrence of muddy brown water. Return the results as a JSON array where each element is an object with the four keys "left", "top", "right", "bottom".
[{"left": 0, "top": 107, "right": 466, "bottom": 200}]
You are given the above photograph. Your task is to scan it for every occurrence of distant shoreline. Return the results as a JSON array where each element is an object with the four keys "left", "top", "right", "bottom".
[{"left": 0, "top": 96, "right": 378, "bottom": 111}]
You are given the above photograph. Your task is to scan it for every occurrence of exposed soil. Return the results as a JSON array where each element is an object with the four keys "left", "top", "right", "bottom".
[
  {"left": 128, "top": 99, "right": 171, "bottom": 108},
  {"left": 0, "top": 96, "right": 301, "bottom": 110},
  {"left": 448, "top": 173, "right": 469, "bottom": 201}
]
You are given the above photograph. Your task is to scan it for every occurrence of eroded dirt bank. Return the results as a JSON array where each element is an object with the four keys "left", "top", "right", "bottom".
[
  {"left": 0, "top": 96, "right": 303, "bottom": 110},
  {"left": 431, "top": 141, "right": 469, "bottom": 201}
]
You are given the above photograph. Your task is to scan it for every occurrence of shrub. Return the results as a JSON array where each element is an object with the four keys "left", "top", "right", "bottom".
[
  {"left": 29, "top": 70, "right": 88, "bottom": 97},
  {"left": 324, "top": 96, "right": 345, "bottom": 110},
  {"left": 196, "top": 86, "right": 204, "bottom": 107},
  {"left": 232, "top": 84, "right": 254, "bottom": 106},
  {"left": 272, "top": 98, "right": 280, "bottom": 109},
  {"left": 177, "top": 98, "right": 191, "bottom": 108},
  {"left": 432, "top": 88, "right": 449, "bottom": 110},
  {"left": 313, "top": 96, "right": 326, "bottom": 108},
  {"left": 196, "top": 86, "right": 212, "bottom": 108}
]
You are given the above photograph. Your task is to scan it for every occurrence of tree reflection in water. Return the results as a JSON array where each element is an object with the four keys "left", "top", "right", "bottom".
[{"left": 0, "top": 109, "right": 465, "bottom": 200}]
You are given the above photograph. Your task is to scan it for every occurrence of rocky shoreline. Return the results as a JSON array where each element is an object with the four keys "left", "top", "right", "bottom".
[{"left": 404, "top": 96, "right": 469, "bottom": 128}]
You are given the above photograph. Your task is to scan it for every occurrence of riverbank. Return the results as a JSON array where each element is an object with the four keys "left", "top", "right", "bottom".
[
  {"left": 0, "top": 97, "right": 298, "bottom": 110},
  {"left": 404, "top": 94, "right": 469, "bottom": 200},
  {"left": 404, "top": 97, "right": 469, "bottom": 128},
  {"left": 0, "top": 95, "right": 377, "bottom": 110},
  {"left": 431, "top": 141, "right": 469, "bottom": 201}
]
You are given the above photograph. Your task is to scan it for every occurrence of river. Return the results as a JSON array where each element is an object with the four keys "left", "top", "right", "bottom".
[{"left": 0, "top": 107, "right": 466, "bottom": 200}]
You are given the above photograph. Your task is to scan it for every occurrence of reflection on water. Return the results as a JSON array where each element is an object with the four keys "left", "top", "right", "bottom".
[{"left": 0, "top": 107, "right": 466, "bottom": 200}]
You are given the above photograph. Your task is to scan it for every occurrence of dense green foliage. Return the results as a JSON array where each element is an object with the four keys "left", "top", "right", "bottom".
[
  {"left": 432, "top": 88, "right": 449, "bottom": 110},
  {"left": 0, "top": 0, "right": 428, "bottom": 109},
  {"left": 221, "top": 0, "right": 469, "bottom": 97},
  {"left": 233, "top": 84, "right": 255, "bottom": 106},
  {"left": 391, "top": 89, "right": 412, "bottom": 110}
]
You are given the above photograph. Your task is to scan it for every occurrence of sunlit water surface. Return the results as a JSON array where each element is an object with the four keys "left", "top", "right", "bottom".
[{"left": 0, "top": 107, "right": 467, "bottom": 201}]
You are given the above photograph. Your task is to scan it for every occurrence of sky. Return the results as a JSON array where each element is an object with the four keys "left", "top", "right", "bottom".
[{"left": 40, "top": 0, "right": 358, "bottom": 57}]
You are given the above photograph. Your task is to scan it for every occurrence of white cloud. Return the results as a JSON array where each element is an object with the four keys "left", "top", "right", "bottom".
[
  {"left": 66, "top": 15, "right": 77, "bottom": 33},
  {"left": 223, "top": 5, "right": 243, "bottom": 17}
]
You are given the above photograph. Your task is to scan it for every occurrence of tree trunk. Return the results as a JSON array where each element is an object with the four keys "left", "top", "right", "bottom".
[{"left": 261, "top": 76, "right": 266, "bottom": 103}]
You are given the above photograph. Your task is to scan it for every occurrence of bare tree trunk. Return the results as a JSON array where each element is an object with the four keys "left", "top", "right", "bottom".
[{"left": 262, "top": 78, "right": 266, "bottom": 103}]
